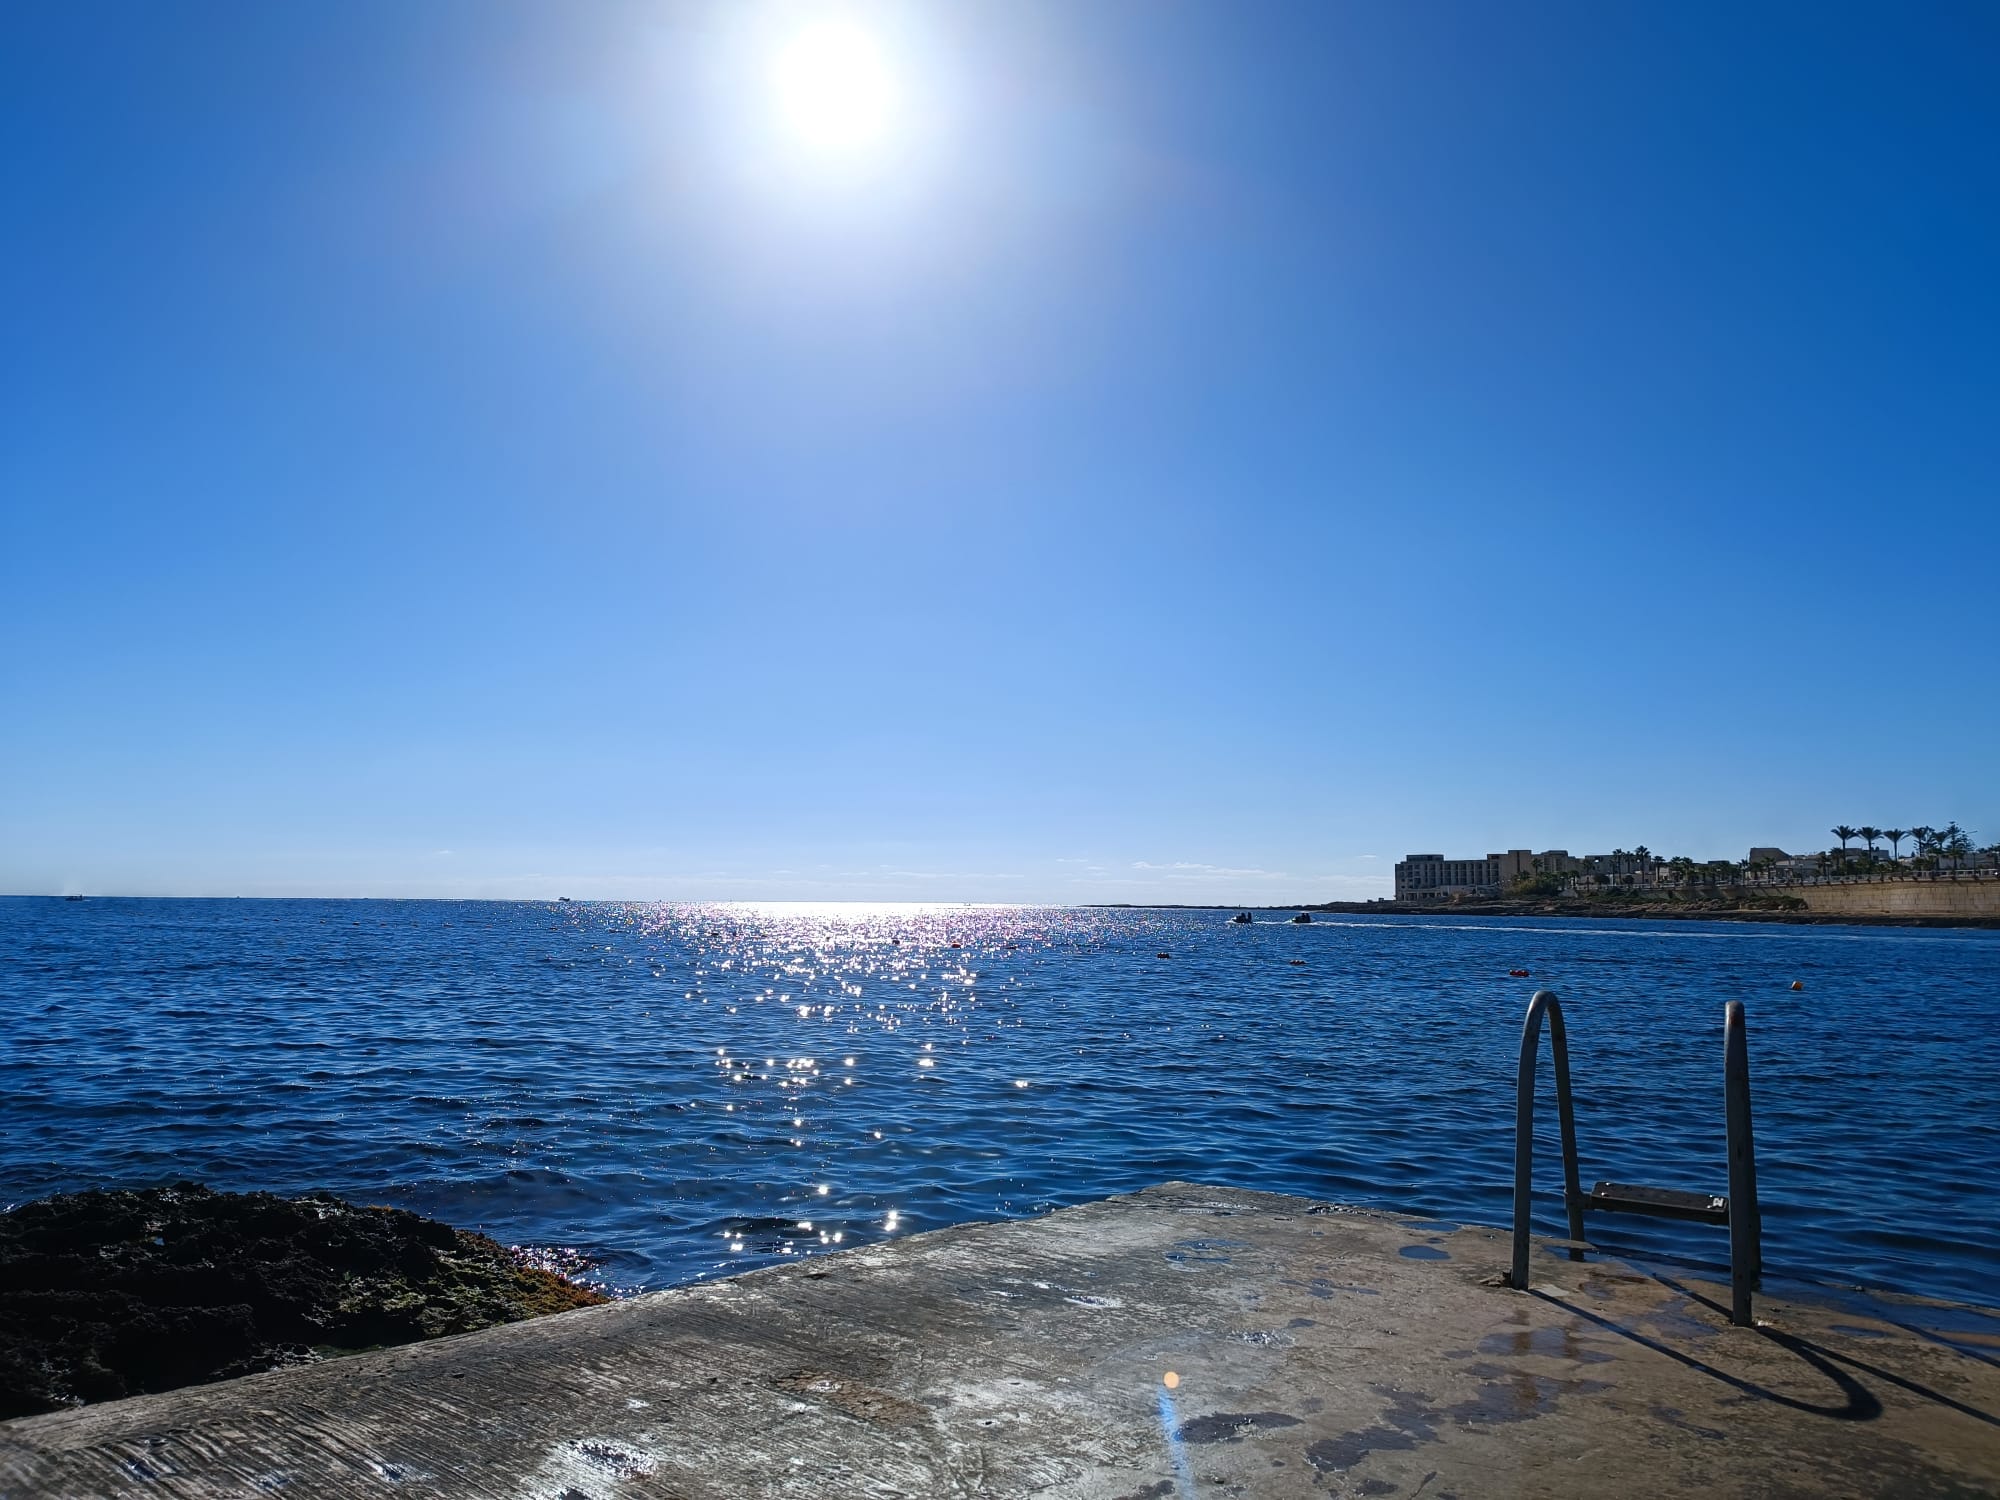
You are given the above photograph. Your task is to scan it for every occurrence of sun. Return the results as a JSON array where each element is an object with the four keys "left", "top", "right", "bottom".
[{"left": 771, "top": 21, "right": 898, "bottom": 153}]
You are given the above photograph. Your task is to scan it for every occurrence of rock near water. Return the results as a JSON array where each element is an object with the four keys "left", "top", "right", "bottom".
[{"left": 0, "top": 1182, "right": 608, "bottom": 1420}]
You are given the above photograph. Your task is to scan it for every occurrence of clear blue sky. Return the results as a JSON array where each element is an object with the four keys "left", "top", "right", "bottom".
[{"left": 4, "top": 2, "right": 1995, "bottom": 901}]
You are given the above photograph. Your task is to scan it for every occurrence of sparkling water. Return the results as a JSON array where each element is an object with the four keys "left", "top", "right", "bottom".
[{"left": 3, "top": 899, "right": 1994, "bottom": 1305}]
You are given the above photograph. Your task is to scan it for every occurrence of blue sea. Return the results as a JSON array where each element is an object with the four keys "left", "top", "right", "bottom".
[{"left": 2, "top": 899, "right": 1995, "bottom": 1307}]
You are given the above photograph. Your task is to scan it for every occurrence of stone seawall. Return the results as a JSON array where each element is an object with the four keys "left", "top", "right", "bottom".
[{"left": 1786, "top": 877, "right": 2000, "bottom": 920}]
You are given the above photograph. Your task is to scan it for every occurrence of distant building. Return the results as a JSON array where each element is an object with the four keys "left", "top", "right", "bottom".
[
  {"left": 1395, "top": 854, "right": 1500, "bottom": 902},
  {"left": 1396, "top": 849, "right": 1586, "bottom": 901},
  {"left": 1747, "top": 848, "right": 1841, "bottom": 877},
  {"left": 1496, "top": 849, "right": 1579, "bottom": 880},
  {"left": 1563, "top": 851, "right": 1665, "bottom": 889}
]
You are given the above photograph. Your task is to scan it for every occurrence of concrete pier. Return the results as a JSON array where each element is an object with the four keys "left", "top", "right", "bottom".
[{"left": 3, "top": 1182, "right": 1996, "bottom": 1498}]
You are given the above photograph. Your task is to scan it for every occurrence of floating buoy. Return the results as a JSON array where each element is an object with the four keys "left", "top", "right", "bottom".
[
  {"left": 1156, "top": 952, "right": 1172, "bottom": 959},
  {"left": 1790, "top": 980, "right": 1804, "bottom": 991},
  {"left": 1509, "top": 969, "right": 1530, "bottom": 978}
]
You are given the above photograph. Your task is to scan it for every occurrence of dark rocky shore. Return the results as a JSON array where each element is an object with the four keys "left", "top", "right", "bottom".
[{"left": 0, "top": 1183, "right": 608, "bottom": 1420}]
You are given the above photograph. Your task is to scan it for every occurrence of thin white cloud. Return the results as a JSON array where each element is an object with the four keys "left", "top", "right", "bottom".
[
  {"left": 1129, "top": 860, "right": 1289, "bottom": 878},
  {"left": 884, "top": 869, "right": 1029, "bottom": 881}
]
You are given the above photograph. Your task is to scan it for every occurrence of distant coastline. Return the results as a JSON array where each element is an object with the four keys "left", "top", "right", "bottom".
[
  {"left": 1093, "top": 900, "right": 2000, "bottom": 929},
  {"left": 1311, "top": 898, "right": 1999, "bottom": 929}
]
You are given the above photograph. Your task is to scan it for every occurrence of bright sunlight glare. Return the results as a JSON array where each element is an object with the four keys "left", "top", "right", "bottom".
[{"left": 772, "top": 21, "right": 898, "bottom": 152}]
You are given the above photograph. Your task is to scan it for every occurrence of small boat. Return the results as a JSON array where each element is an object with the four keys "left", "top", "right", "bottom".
[
  {"left": 1230, "top": 912, "right": 1253, "bottom": 924},
  {"left": 63, "top": 894, "right": 86, "bottom": 901},
  {"left": 1290, "top": 912, "right": 1313, "bottom": 924}
]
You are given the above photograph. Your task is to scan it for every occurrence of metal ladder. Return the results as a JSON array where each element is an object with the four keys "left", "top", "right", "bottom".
[{"left": 1509, "top": 989, "right": 1762, "bottom": 1325}]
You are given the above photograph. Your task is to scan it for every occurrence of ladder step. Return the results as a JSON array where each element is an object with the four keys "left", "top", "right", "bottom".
[{"left": 1582, "top": 1181, "right": 1729, "bottom": 1225}]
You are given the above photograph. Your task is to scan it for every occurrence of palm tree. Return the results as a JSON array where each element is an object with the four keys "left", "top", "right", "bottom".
[
  {"left": 1832, "top": 826, "right": 1858, "bottom": 866},
  {"left": 1858, "top": 826, "right": 1881, "bottom": 858},
  {"left": 1912, "top": 825, "right": 1937, "bottom": 868},
  {"left": 1942, "top": 823, "right": 1971, "bottom": 871},
  {"left": 1884, "top": 828, "right": 1908, "bottom": 862}
]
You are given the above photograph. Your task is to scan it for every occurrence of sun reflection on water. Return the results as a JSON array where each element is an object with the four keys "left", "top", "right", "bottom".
[
  {"left": 559, "top": 902, "right": 1088, "bottom": 1277},
  {"left": 18, "top": 897, "right": 1993, "bottom": 1306}
]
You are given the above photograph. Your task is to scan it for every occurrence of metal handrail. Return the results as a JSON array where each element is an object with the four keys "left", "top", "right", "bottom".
[
  {"left": 1510, "top": 990, "right": 1584, "bottom": 1290},
  {"left": 1508, "top": 989, "right": 1764, "bottom": 1327},
  {"left": 1723, "top": 999, "right": 1762, "bottom": 1325}
]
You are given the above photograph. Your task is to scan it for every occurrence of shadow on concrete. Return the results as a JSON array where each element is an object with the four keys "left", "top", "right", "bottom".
[
  {"left": 1651, "top": 1273, "right": 2000, "bottom": 1431},
  {"left": 1832, "top": 1292, "right": 2000, "bottom": 1374},
  {"left": 1530, "top": 1288, "right": 1882, "bottom": 1421}
]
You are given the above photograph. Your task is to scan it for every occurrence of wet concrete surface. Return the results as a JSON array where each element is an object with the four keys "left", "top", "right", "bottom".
[{"left": 2, "top": 1182, "right": 1995, "bottom": 1498}]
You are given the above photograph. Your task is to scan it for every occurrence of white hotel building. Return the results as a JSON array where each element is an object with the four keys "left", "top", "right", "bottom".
[
  {"left": 1394, "top": 854, "right": 1502, "bottom": 901},
  {"left": 1394, "top": 850, "right": 1578, "bottom": 902}
]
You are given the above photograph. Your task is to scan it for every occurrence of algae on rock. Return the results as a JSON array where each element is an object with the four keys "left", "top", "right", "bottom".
[{"left": 0, "top": 1181, "right": 608, "bottom": 1419}]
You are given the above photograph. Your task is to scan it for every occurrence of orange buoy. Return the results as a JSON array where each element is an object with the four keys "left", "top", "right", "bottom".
[{"left": 1790, "top": 980, "right": 1804, "bottom": 991}]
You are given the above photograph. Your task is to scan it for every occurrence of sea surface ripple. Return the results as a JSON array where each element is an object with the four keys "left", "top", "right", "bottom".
[{"left": 2, "top": 898, "right": 1995, "bottom": 1306}]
